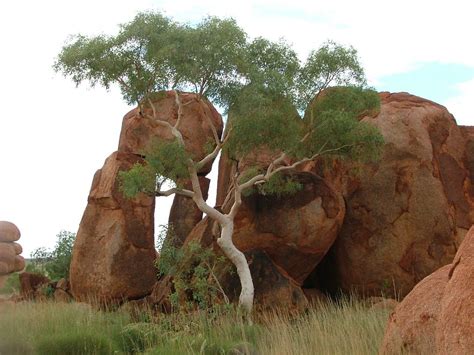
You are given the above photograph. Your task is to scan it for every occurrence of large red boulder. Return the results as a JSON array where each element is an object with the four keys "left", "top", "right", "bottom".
[
  {"left": 380, "top": 226, "right": 474, "bottom": 354},
  {"left": 321, "top": 93, "right": 472, "bottom": 297},
  {"left": 70, "top": 152, "right": 156, "bottom": 303},
  {"left": 436, "top": 225, "right": 474, "bottom": 353},
  {"left": 380, "top": 264, "right": 450, "bottom": 354},
  {"left": 118, "top": 91, "right": 223, "bottom": 174},
  {"left": 231, "top": 172, "right": 345, "bottom": 285}
]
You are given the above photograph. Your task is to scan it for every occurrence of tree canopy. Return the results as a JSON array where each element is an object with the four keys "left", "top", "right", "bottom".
[
  {"left": 55, "top": 10, "right": 384, "bottom": 196},
  {"left": 55, "top": 11, "right": 384, "bottom": 312}
]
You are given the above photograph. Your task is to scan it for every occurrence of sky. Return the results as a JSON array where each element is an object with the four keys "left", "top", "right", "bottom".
[{"left": 0, "top": 0, "right": 473, "bottom": 256}]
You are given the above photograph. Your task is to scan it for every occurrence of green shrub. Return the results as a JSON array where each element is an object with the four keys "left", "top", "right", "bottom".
[
  {"left": 30, "top": 230, "right": 76, "bottom": 280},
  {"left": 157, "top": 238, "right": 233, "bottom": 311}
]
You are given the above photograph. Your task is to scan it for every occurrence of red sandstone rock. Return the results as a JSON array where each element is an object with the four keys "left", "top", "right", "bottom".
[
  {"left": 70, "top": 151, "right": 157, "bottom": 303},
  {"left": 436, "top": 226, "right": 474, "bottom": 354},
  {"left": 196, "top": 171, "right": 344, "bottom": 288},
  {"left": 323, "top": 92, "right": 472, "bottom": 297},
  {"left": 118, "top": 91, "right": 223, "bottom": 174},
  {"left": 380, "top": 264, "right": 450, "bottom": 355},
  {"left": 230, "top": 172, "right": 345, "bottom": 285},
  {"left": 168, "top": 177, "right": 210, "bottom": 247}
]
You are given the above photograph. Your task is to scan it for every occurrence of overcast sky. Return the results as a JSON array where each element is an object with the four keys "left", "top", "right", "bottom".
[{"left": 0, "top": 0, "right": 473, "bottom": 256}]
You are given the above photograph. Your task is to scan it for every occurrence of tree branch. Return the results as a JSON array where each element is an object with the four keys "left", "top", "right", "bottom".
[{"left": 156, "top": 187, "right": 194, "bottom": 198}]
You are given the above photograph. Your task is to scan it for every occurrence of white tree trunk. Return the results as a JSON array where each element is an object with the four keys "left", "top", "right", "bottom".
[{"left": 217, "top": 221, "right": 254, "bottom": 313}]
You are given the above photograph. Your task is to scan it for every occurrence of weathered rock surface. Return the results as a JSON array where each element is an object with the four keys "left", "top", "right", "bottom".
[
  {"left": 118, "top": 91, "right": 223, "bottom": 174},
  {"left": 168, "top": 177, "right": 210, "bottom": 247},
  {"left": 0, "top": 222, "right": 25, "bottom": 285},
  {"left": 380, "top": 226, "right": 474, "bottom": 354},
  {"left": 70, "top": 151, "right": 156, "bottom": 303},
  {"left": 244, "top": 173, "right": 343, "bottom": 285},
  {"left": 319, "top": 93, "right": 472, "bottom": 297},
  {"left": 436, "top": 225, "right": 474, "bottom": 354},
  {"left": 221, "top": 171, "right": 345, "bottom": 285},
  {"left": 380, "top": 264, "right": 450, "bottom": 355}
]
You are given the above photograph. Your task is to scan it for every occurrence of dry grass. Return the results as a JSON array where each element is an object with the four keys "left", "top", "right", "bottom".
[
  {"left": 0, "top": 296, "right": 391, "bottom": 354},
  {"left": 257, "top": 297, "right": 390, "bottom": 355}
]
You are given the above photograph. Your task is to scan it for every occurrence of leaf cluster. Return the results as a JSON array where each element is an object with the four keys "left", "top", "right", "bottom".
[
  {"left": 119, "top": 138, "right": 191, "bottom": 198},
  {"left": 54, "top": 13, "right": 246, "bottom": 106}
]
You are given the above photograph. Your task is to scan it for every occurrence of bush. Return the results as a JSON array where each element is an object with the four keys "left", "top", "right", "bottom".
[
  {"left": 30, "top": 230, "right": 75, "bottom": 280},
  {"left": 157, "top": 232, "right": 233, "bottom": 310}
]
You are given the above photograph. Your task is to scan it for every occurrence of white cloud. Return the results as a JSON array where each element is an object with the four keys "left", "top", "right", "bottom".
[{"left": 443, "top": 78, "right": 474, "bottom": 126}]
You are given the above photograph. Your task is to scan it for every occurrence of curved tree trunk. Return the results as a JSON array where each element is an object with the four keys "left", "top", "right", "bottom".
[{"left": 217, "top": 221, "right": 254, "bottom": 313}]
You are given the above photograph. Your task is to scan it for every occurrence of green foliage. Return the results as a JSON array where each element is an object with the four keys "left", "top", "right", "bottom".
[
  {"left": 54, "top": 12, "right": 177, "bottom": 105},
  {"left": 119, "top": 139, "right": 192, "bottom": 199},
  {"left": 54, "top": 12, "right": 246, "bottom": 106},
  {"left": 299, "top": 87, "right": 384, "bottom": 162},
  {"left": 145, "top": 139, "right": 191, "bottom": 182},
  {"left": 226, "top": 86, "right": 302, "bottom": 158},
  {"left": 30, "top": 230, "right": 76, "bottom": 281},
  {"left": 119, "top": 163, "right": 156, "bottom": 198},
  {"left": 257, "top": 173, "right": 303, "bottom": 197},
  {"left": 174, "top": 17, "right": 247, "bottom": 105},
  {"left": 157, "top": 234, "right": 232, "bottom": 310},
  {"left": 56, "top": 12, "right": 384, "bottom": 204},
  {"left": 305, "top": 86, "right": 380, "bottom": 122},
  {"left": 297, "top": 40, "right": 366, "bottom": 110},
  {"left": 244, "top": 37, "right": 300, "bottom": 97}
]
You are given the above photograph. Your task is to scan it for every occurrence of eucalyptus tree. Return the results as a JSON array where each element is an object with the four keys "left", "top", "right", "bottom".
[{"left": 55, "top": 11, "right": 384, "bottom": 313}]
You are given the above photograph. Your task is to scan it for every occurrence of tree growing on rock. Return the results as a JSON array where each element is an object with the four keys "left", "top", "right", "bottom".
[{"left": 55, "top": 12, "right": 384, "bottom": 312}]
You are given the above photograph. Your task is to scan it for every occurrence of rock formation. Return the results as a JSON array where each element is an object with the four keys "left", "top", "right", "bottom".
[
  {"left": 71, "top": 90, "right": 473, "bottom": 310},
  {"left": 380, "top": 225, "right": 474, "bottom": 354},
  {"left": 118, "top": 91, "right": 223, "bottom": 175},
  {"left": 380, "top": 264, "right": 450, "bottom": 354},
  {"left": 70, "top": 91, "right": 223, "bottom": 303},
  {"left": 313, "top": 93, "right": 473, "bottom": 297},
  {"left": 229, "top": 172, "right": 345, "bottom": 285},
  {"left": 436, "top": 224, "right": 474, "bottom": 353},
  {"left": 70, "top": 151, "right": 157, "bottom": 302},
  {"left": 0, "top": 221, "right": 25, "bottom": 288}
]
